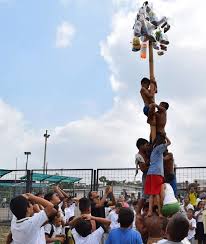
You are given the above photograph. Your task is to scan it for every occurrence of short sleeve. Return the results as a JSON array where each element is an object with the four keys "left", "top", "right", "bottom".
[
  {"left": 44, "top": 223, "right": 52, "bottom": 235},
  {"left": 32, "top": 210, "right": 48, "bottom": 229},
  {"left": 136, "top": 231, "right": 143, "bottom": 244},
  {"left": 71, "top": 228, "right": 79, "bottom": 240},
  {"left": 194, "top": 211, "right": 199, "bottom": 217},
  {"left": 92, "top": 226, "right": 104, "bottom": 242}
]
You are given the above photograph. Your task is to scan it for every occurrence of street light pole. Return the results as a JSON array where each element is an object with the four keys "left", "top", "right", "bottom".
[
  {"left": 43, "top": 130, "right": 50, "bottom": 174},
  {"left": 24, "top": 152, "right": 31, "bottom": 171}
]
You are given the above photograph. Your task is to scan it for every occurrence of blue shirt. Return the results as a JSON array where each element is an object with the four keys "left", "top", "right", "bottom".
[
  {"left": 147, "top": 144, "right": 167, "bottom": 177},
  {"left": 106, "top": 228, "right": 143, "bottom": 244}
]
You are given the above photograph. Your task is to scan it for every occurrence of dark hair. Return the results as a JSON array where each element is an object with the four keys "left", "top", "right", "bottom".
[
  {"left": 115, "top": 202, "right": 123, "bottom": 208},
  {"left": 79, "top": 197, "right": 91, "bottom": 212},
  {"left": 141, "top": 77, "right": 150, "bottom": 86},
  {"left": 136, "top": 138, "right": 148, "bottom": 149},
  {"left": 197, "top": 201, "right": 204, "bottom": 209},
  {"left": 167, "top": 213, "right": 189, "bottom": 242},
  {"left": 44, "top": 192, "right": 55, "bottom": 202},
  {"left": 10, "top": 195, "right": 30, "bottom": 220},
  {"left": 118, "top": 208, "right": 134, "bottom": 228},
  {"left": 160, "top": 102, "right": 169, "bottom": 110},
  {"left": 187, "top": 208, "right": 194, "bottom": 214},
  {"left": 75, "top": 219, "right": 92, "bottom": 237}
]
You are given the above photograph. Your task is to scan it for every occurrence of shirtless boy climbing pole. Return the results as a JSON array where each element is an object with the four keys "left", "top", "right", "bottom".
[{"left": 140, "top": 77, "right": 157, "bottom": 117}]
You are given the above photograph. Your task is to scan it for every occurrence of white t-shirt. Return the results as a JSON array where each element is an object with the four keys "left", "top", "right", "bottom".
[
  {"left": 194, "top": 210, "right": 204, "bottom": 222},
  {"left": 107, "top": 210, "right": 120, "bottom": 230},
  {"left": 135, "top": 153, "right": 145, "bottom": 166},
  {"left": 72, "top": 226, "right": 104, "bottom": 244},
  {"left": 180, "top": 204, "right": 194, "bottom": 214},
  {"left": 44, "top": 223, "right": 63, "bottom": 243},
  {"left": 11, "top": 210, "right": 48, "bottom": 244},
  {"left": 65, "top": 203, "right": 76, "bottom": 221},
  {"left": 187, "top": 218, "right": 196, "bottom": 240},
  {"left": 37, "top": 227, "right": 46, "bottom": 244},
  {"left": 163, "top": 183, "right": 178, "bottom": 205}
]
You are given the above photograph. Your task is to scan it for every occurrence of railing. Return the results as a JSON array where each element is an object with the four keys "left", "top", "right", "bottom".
[{"left": 1, "top": 167, "right": 206, "bottom": 223}]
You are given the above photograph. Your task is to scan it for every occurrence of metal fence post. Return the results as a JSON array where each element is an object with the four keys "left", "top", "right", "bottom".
[
  {"left": 96, "top": 169, "right": 99, "bottom": 191},
  {"left": 91, "top": 169, "right": 94, "bottom": 191},
  {"left": 93, "top": 170, "right": 96, "bottom": 191},
  {"left": 26, "top": 170, "right": 32, "bottom": 193}
]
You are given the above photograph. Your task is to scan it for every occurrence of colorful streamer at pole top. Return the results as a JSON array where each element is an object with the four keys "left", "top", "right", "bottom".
[{"left": 132, "top": 1, "right": 171, "bottom": 58}]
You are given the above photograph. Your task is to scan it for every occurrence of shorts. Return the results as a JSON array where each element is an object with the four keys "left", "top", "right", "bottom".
[
  {"left": 142, "top": 173, "right": 149, "bottom": 199},
  {"left": 162, "top": 202, "right": 180, "bottom": 217},
  {"left": 143, "top": 105, "right": 149, "bottom": 116},
  {"left": 144, "top": 175, "right": 164, "bottom": 195}
]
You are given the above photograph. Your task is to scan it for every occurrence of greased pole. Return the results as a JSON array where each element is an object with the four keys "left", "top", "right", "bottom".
[{"left": 149, "top": 41, "right": 156, "bottom": 142}]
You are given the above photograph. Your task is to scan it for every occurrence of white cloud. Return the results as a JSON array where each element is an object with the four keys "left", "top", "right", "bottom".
[
  {"left": 55, "top": 21, "right": 76, "bottom": 48},
  {"left": 0, "top": 95, "right": 205, "bottom": 170}
]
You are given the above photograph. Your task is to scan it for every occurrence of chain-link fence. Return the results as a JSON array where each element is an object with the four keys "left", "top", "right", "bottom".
[{"left": 1, "top": 167, "right": 206, "bottom": 223}]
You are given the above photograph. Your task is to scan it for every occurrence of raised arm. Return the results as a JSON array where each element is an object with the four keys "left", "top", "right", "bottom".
[
  {"left": 25, "top": 193, "right": 56, "bottom": 217},
  {"left": 53, "top": 185, "right": 65, "bottom": 201},
  {"left": 82, "top": 214, "right": 111, "bottom": 227}
]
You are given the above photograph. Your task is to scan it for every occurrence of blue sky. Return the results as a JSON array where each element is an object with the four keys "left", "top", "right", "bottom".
[{"left": 0, "top": 0, "right": 114, "bottom": 128}]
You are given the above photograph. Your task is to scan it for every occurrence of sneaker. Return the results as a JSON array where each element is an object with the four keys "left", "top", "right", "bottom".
[
  {"left": 160, "top": 33, "right": 169, "bottom": 45},
  {"left": 132, "top": 36, "right": 141, "bottom": 51},
  {"left": 164, "top": 24, "right": 170, "bottom": 33},
  {"left": 157, "top": 50, "right": 164, "bottom": 56},
  {"left": 160, "top": 44, "right": 167, "bottom": 51}
]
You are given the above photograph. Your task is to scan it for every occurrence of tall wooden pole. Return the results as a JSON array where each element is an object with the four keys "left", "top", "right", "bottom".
[{"left": 149, "top": 41, "right": 156, "bottom": 142}]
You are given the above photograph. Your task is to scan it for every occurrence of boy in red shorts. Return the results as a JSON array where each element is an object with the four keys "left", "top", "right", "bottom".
[{"left": 144, "top": 134, "right": 171, "bottom": 217}]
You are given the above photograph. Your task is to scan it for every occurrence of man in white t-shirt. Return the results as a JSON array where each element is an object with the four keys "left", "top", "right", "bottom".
[
  {"left": 10, "top": 193, "right": 57, "bottom": 244},
  {"left": 107, "top": 203, "right": 122, "bottom": 230},
  {"left": 72, "top": 214, "right": 111, "bottom": 244},
  {"left": 180, "top": 196, "right": 194, "bottom": 216},
  {"left": 186, "top": 209, "right": 196, "bottom": 244},
  {"left": 65, "top": 200, "right": 76, "bottom": 222}
]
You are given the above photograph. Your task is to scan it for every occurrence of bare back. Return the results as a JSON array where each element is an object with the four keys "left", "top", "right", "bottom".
[
  {"left": 156, "top": 110, "right": 167, "bottom": 133},
  {"left": 145, "top": 215, "right": 162, "bottom": 238}
]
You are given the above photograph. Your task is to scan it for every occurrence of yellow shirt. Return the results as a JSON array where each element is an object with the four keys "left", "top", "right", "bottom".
[{"left": 189, "top": 192, "right": 197, "bottom": 206}]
